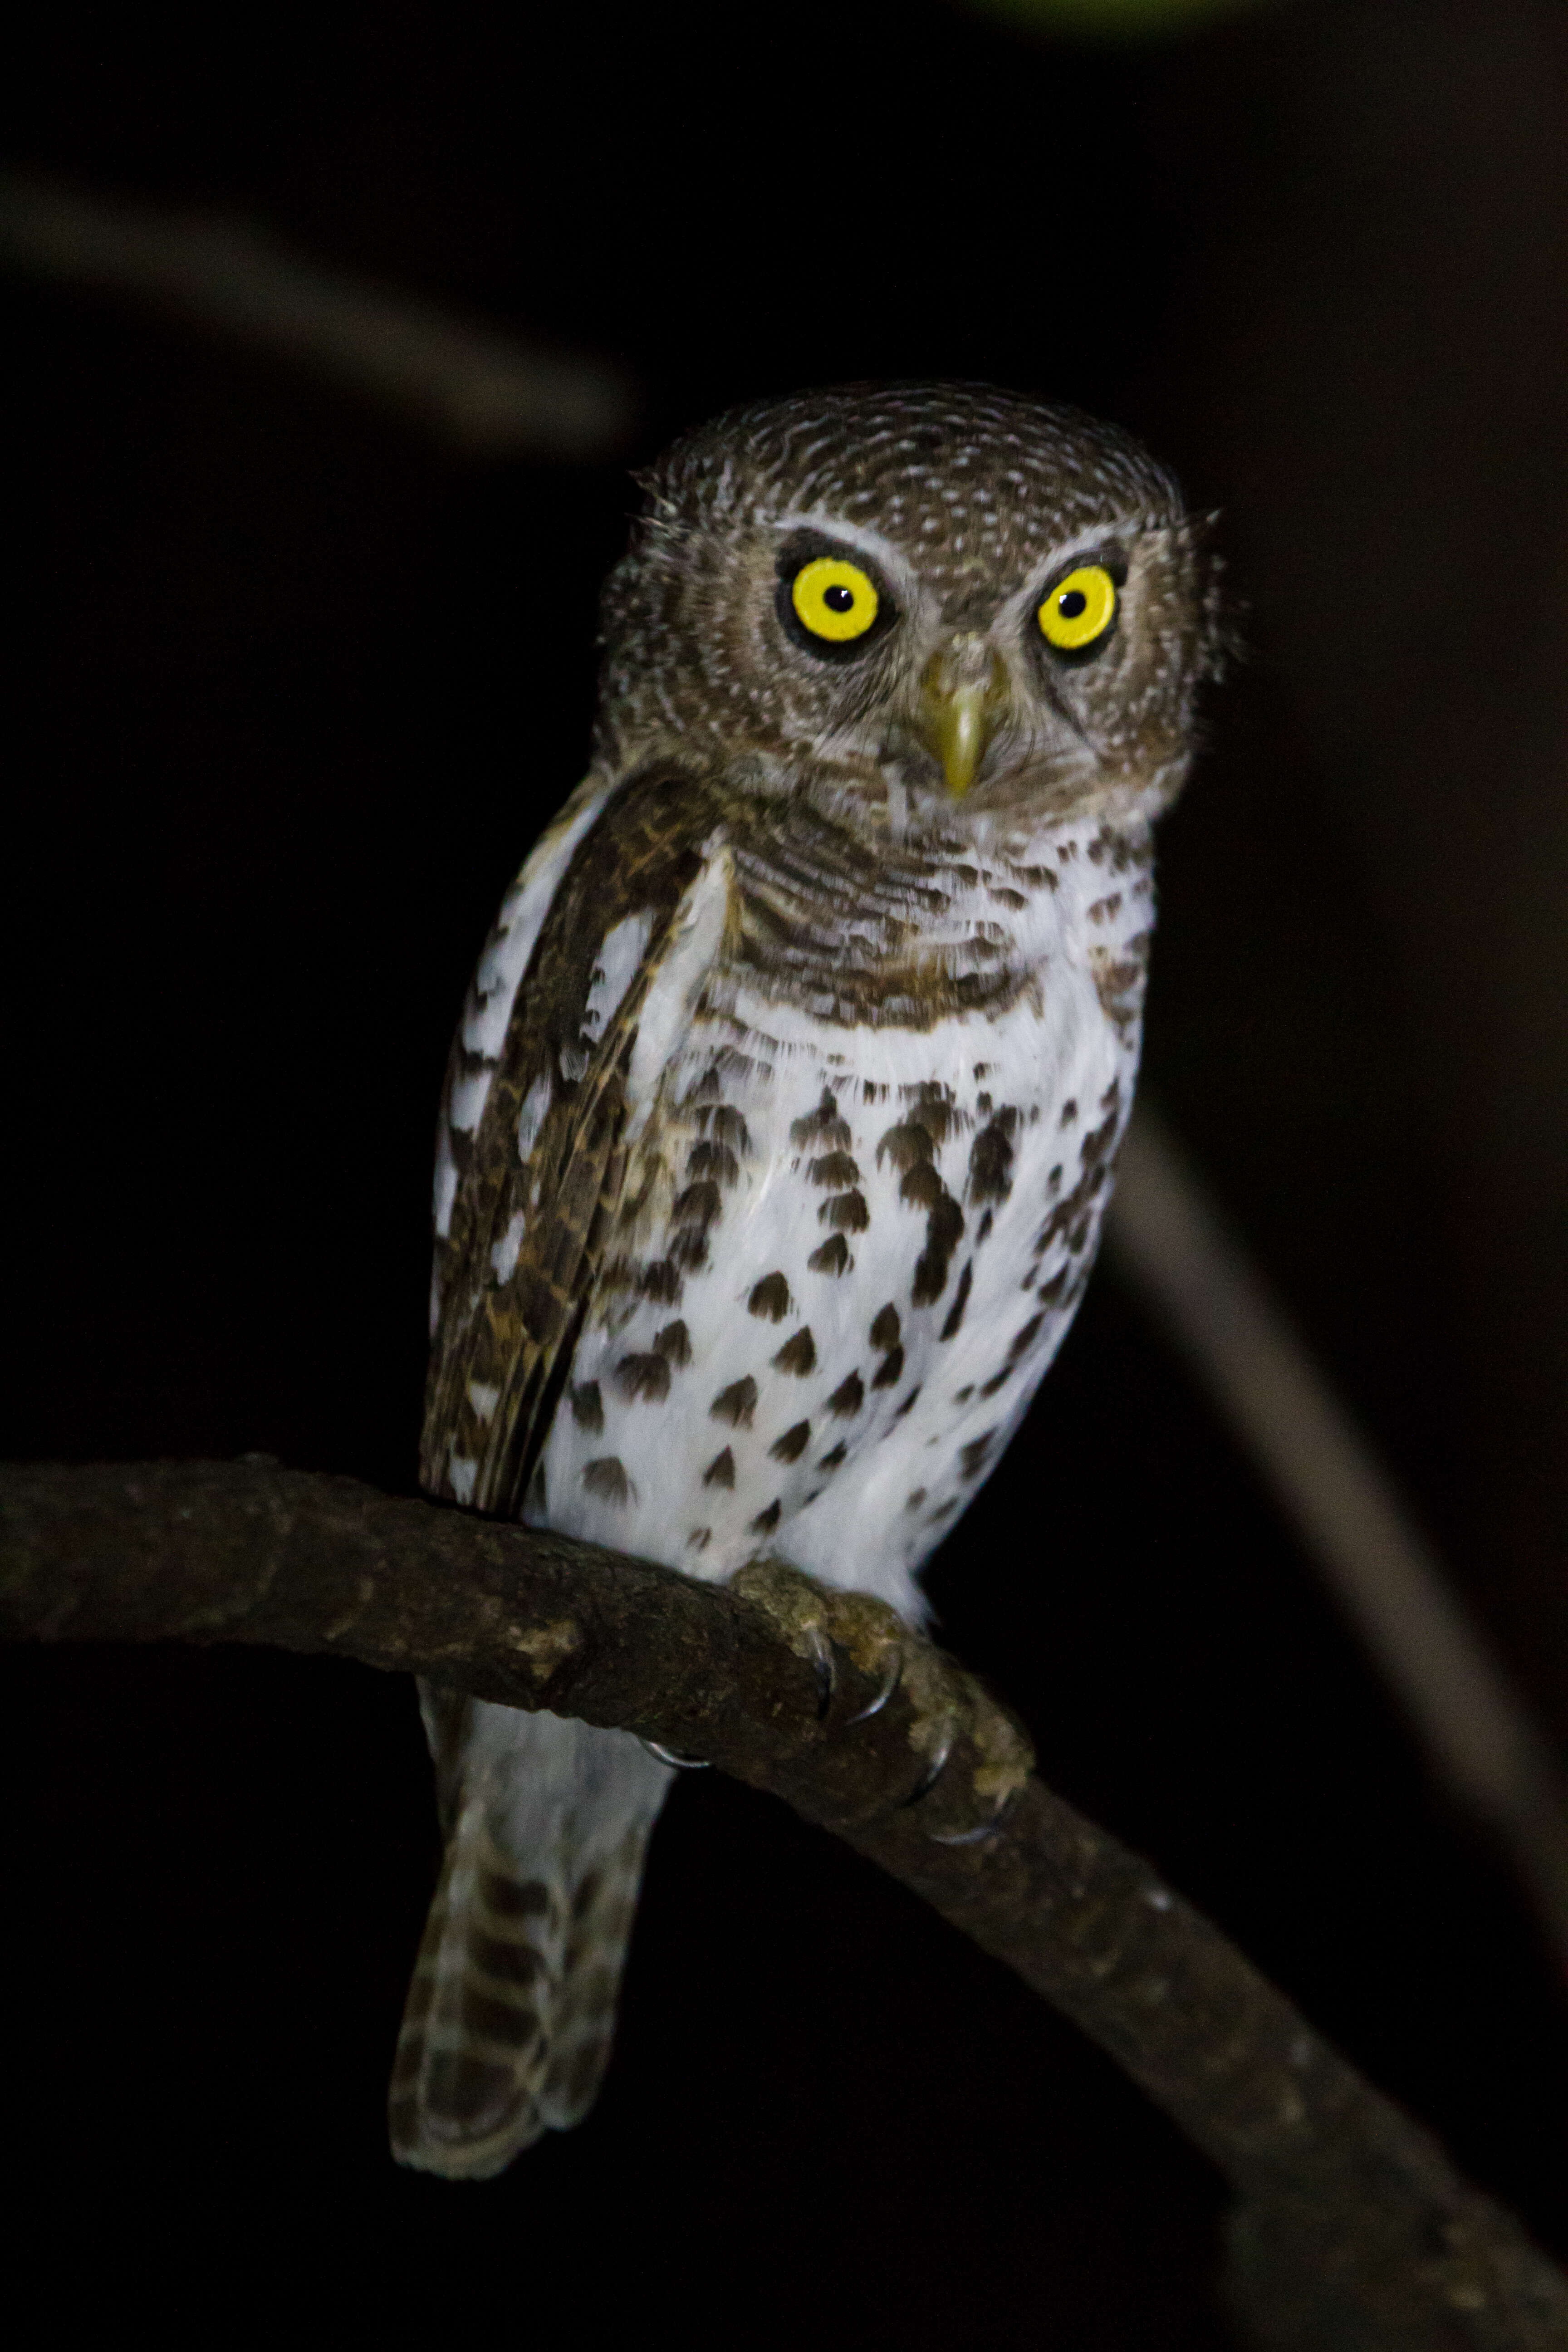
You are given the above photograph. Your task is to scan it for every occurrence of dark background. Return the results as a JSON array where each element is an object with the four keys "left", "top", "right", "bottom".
[{"left": 4, "top": 2, "right": 1568, "bottom": 2342}]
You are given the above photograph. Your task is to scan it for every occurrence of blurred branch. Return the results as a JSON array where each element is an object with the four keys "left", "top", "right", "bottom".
[
  {"left": 0, "top": 169, "right": 636, "bottom": 458},
  {"left": 952, "top": 0, "right": 1276, "bottom": 42},
  {"left": 3, "top": 1454, "right": 1567, "bottom": 2350},
  {"left": 1107, "top": 1107, "right": 1568, "bottom": 1973}
]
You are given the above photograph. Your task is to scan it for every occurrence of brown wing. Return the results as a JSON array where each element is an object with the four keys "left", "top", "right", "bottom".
[{"left": 421, "top": 766, "right": 726, "bottom": 1518}]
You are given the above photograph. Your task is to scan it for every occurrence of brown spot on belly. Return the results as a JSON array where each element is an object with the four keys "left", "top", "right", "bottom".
[
  {"left": 773, "top": 1328, "right": 818, "bottom": 1377},
  {"left": 688, "top": 1528, "right": 711, "bottom": 1552},
  {"left": 654, "top": 1319, "right": 691, "bottom": 1366},
  {"left": 968, "top": 1110, "right": 1018, "bottom": 1205},
  {"left": 808, "top": 1149, "right": 861, "bottom": 1188},
  {"left": 827, "top": 1371, "right": 864, "bottom": 1417},
  {"left": 708, "top": 1105, "right": 751, "bottom": 1153},
  {"left": 1090, "top": 936, "right": 1151, "bottom": 1037},
  {"left": 912, "top": 1196, "right": 965, "bottom": 1307},
  {"left": 702, "top": 1446, "right": 736, "bottom": 1488},
  {"left": 583, "top": 1457, "right": 633, "bottom": 1504},
  {"left": 870, "top": 1304, "right": 901, "bottom": 1350},
  {"left": 613, "top": 1352, "right": 671, "bottom": 1403},
  {"left": 939, "top": 1259, "right": 973, "bottom": 1340},
  {"left": 1080, "top": 1106, "right": 1121, "bottom": 1170},
  {"left": 769, "top": 1421, "right": 812, "bottom": 1463},
  {"left": 686, "top": 1140, "right": 739, "bottom": 1186},
  {"left": 877, "top": 1122, "right": 934, "bottom": 1175},
  {"left": 819, "top": 1191, "right": 869, "bottom": 1233},
  {"left": 1010, "top": 1313, "right": 1045, "bottom": 1359},
  {"left": 569, "top": 1381, "right": 603, "bottom": 1434},
  {"left": 901, "top": 1078, "right": 960, "bottom": 1128},
  {"left": 671, "top": 1176, "right": 722, "bottom": 1272},
  {"left": 1033, "top": 1159, "right": 1111, "bottom": 1259},
  {"left": 881, "top": 1128, "right": 964, "bottom": 1308},
  {"left": 871, "top": 1345, "right": 905, "bottom": 1389},
  {"left": 750, "top": 1499, "right": 782, "bottom": 1536},
  {"left": 959, "top": 1430, "right": 997, "bottom": 1479},
  {"left": 674, "top": 1179, "right": 721, "bottom": 1227},
  {"left": 748, "top": 1272, "right": 793, "bottom": 1322},
  {"left": 818, "top": 1441, "right": 848, "bottom": 1469},
  {"left": 791, "top": 1089, "right": 851, "bottom": 1149},
  {"left": 808, "top": 1234, "right": 851, "bottom": 1275},
  {"left": 710, "top": 1377, "right": 758, "bottom": 1427}
]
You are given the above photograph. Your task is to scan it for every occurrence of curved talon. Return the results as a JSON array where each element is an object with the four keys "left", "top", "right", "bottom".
[
  {"left": 897, "top": 1710, "right": 958, "bottom": 1808},
  {"left": 843, "top": 1644, "right": 902, "bottom": 1726},
  {"left": 804, "top": 1622, "right": 836, "bottom": 1722},
  {"left": 926, "top": 1777, "right": 1026, "bottom": 1846},
  {"left": 641, "top": 1739, "right": 710, "bottom": 1769}
]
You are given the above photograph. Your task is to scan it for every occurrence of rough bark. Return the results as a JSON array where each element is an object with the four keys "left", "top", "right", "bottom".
[{"left": 2, "top": 1455, "right": 1564, "bottom": 2351}]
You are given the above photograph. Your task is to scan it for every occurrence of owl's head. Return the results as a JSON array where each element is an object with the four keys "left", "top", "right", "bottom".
[{"left": 595, "top": 383, "right": 1222, "bottom": 838}]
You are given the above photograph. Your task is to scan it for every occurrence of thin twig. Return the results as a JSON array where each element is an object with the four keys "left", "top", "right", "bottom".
[
  {"left": 1106, "top": 1105, "right": 1568, "bottom": 1972},
  {"left": 0, "top": 169, "right": 637, "bottom": 457},
  {"left": 2, "top": 1454, "right": 1565, "bottom": 2351}
]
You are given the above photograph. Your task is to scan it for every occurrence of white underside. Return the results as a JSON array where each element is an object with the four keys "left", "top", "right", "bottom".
[{"left": 479, "top": 807, "right": 1151, "bottom": 1623}]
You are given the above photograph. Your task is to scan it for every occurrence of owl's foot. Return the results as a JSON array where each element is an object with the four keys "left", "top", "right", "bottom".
[
  {"left": 729, "top": 1558, "right": 1034, "bottom": 1844},
  {"left": 843, "top": 1641, "right": 902, "bottom": 1725},
  {"left": 640, "top": 1738, "right": 710, "bottom": 1768}
]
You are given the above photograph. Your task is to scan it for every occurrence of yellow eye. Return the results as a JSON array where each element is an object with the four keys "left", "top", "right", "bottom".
[
  {"left": 790, "top": 555, "right": 880, "bottom": 643},
  {"left": 1038, "top": 565, "right": 1117, "bottom": 652}
]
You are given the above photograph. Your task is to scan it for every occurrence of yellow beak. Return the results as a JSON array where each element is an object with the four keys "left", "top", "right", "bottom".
[{"left": 919, "top": 642, "right": 1007, "bottom": 797}]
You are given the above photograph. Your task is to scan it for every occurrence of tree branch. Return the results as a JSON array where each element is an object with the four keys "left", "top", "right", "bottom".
[
  {"left": 0, "top": 171, "right": 637, "bottom": 457},
  {"left": 1108, "top": 1107, "right": 1568, "bottom": 1971},
  {"left": 2, "top": 1456, "right": 1563, "bottom": 2350}
]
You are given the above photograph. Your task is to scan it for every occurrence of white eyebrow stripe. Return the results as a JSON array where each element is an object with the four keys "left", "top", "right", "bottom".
[
  {"left": 769, "top": 510, "right": 919, "bottom": 584},
  {"left": 1032, "top": 515, "right": 1164, "bottom": 575},
  {"left": 995, "top": 519, "right": 1166, "bottom": 632},
  {"left": 769, "top": 508, "right": 1166, "bottom": 618}
]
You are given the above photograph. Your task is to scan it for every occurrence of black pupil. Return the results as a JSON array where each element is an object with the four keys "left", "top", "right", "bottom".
[
  {"left": 823, "top": 583, "right": 855, "bottom": 612},
  {"left": 1058, "top": 589, "right": 1088, "bottom": 619}
]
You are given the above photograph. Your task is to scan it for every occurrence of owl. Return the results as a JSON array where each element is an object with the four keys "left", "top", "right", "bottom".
[{"left": 390, "top": 383, "right": 1219, "bottom": 2177}]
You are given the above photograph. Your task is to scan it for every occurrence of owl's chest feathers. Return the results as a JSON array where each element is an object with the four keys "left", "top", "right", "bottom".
[
  {"left": 429, "top": 789, "right": 1156, "bottom": 1581},
  {"left": 710, "top": 804, "right": 1154, "bottom": 1037},
  {"left": 606, "top": 810, "right": 1153, "bottom": 1288},
  {"left": 542, "top": 811, "right": 1155, "bottom": 1597}
]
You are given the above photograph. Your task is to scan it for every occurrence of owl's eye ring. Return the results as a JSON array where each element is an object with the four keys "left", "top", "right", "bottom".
[
  {"left": 790, "top": 555, "right": 880, "bottom": 644},
  {"left": 775, "top": 540, "right": 894, "bottom": 662},
  {"left": 1038, "top": 564, "right": 1118, "bottom": 655}
]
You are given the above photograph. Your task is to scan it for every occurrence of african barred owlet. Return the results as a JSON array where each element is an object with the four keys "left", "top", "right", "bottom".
[{"left": 392, "top": 383, "right": 1219, "bottom": 2177}]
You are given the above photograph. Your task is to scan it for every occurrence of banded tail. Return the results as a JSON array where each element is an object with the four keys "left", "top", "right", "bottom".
[{"left": 390, "top": 1692, "right": 673, "bottom": 2179}]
